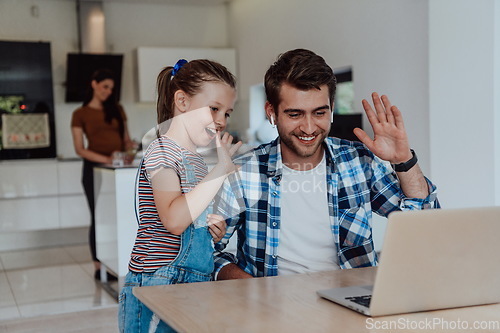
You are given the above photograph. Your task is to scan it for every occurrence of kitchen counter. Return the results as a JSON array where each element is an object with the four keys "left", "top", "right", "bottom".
[{"left": 94, "top": 164, "right": 139, "bottom": 296}]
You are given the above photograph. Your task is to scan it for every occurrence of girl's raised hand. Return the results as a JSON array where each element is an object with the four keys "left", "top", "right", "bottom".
[
  {"left": 215, "top": 131, "right": 242, "bottom": 175},
  {"left": 219, "top": 131, "right": 242, "bottom": 156}
]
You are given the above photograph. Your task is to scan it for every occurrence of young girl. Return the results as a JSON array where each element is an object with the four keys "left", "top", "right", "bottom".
[
  {"left": 71, "top": 69, "right": 134, "bottom": 280},
  {"left": 118, "top": 59, "right": 240, "bottom": 332}
]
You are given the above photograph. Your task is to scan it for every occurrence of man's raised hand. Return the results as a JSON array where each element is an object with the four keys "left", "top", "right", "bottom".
[{"left": 353, "top": 92, "right": 412, "bottom": 164}]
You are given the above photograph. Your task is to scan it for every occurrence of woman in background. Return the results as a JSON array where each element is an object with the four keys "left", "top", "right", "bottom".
[{"left": 71, "top": 68, "right": 134, "bottom": 280}]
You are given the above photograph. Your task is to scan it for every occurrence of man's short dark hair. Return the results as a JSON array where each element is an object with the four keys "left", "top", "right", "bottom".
[{"left": 264, "top": 49, "right": 336, "bottom": 111}]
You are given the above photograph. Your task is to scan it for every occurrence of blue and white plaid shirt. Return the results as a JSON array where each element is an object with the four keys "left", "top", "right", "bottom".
[{"left": 214, "top": 137, "right": 439, "bottom": 277}]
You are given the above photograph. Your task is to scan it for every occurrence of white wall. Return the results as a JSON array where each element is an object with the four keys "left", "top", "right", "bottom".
[
  {"left": 227, "top": 0, "right": 431, "bottom": 174},
  {"left": 0, "top": 0, "right": 229, "bottom": 159},
  {"left": 429, "top": 0, "right": 500, "bottom": 208}
]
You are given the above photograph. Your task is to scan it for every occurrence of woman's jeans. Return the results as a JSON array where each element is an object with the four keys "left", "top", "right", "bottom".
[{"left": 118, "top": 221, "right": 214, "bottom": 333}]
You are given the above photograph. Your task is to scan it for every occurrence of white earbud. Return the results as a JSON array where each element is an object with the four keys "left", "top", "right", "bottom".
[
  {"left": 331, "top": 111, "right": 334, "bottom": 123},
  {"left": 270, "top": 115, "right": 276, "bottom": 128}
]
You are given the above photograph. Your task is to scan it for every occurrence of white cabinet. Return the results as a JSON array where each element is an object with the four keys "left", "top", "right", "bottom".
[
  {"left": 0, "top": 197, "right": 59, "bottom": 231},
  {"left": 136, "top": 47, "right": 237, "bottom": 103},
  {"left": 57, "top": 161, "right": 84, "bottom": 195},
  {"left": 57, "top": 161, "right": 89, "bottom": 228},
  {"left": 59, "top": 195, "right": 89, "bottom": 228},
  {"left": 0, "top": 159, "right": 89, "bottom": 233},
  {"left": 0, "top": 159, "right": 59, "bottom": 232},
  {"left": 0, "top": 159, "right": 58, "bottom": 199}
]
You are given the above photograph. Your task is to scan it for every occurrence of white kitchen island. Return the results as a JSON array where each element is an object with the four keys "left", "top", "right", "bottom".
[{"left": 94, "top": 163, "right": 139, "bottom": 297}]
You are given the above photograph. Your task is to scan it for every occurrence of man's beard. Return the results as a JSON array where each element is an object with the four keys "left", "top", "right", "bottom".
[{"left": 278, "top": 128, "right": 328, "bottom": 159}]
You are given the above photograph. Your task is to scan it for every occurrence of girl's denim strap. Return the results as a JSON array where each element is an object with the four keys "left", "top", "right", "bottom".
[
  {"left": 181, "top": 151, "right": 212, "bottom": 229},
  {"left": 193, "top": 203, "right": 213, "bottom": 229}
]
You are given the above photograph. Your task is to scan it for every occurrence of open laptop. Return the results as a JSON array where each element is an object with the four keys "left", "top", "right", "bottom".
[{"left": 317, "top": 206, "right": 500, "bottom": 316}]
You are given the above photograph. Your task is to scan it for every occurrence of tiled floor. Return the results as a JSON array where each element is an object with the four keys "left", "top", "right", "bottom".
[
  {"left": 0, "top": 244, "right": 118, "bottom": 322},
  {"left": 0, "top": 306, "right": 119, "bottom": 333}
]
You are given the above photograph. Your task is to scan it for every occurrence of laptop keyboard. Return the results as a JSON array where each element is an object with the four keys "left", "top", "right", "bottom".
[{"left": 345, "top": 295, "right": 372, "bottom": 307}]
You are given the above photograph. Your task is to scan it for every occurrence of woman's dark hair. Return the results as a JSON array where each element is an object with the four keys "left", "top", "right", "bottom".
[
  {"left": 83, "top": 69, "right": 124, "bottom": 141},
  {"left": 264, "top": 49, "right": 336, "bottom": 111},
  {"left": 156, "top": 59, "right": 236, "bottom": 136}
]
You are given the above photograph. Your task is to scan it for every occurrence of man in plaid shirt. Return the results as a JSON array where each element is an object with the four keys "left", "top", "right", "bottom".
[{"left": 214, "top": 49, "right": 439, "bottom": 279}]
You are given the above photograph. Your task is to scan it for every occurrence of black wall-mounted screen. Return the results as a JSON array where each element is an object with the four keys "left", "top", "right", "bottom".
[
  {"left": 329, "top": 114, "right": 362, "bottom": 142},
  {"left": 329, "top": 66, "right": 362, "bottom": 141},
  {"left": 333, "top": 67, "right": 354, "bottom": 115},
  {"left": 0, "top": 40, "right": 56, "bottom": 160},
  {"left": 65, "top": 53, "right": 123, "bottom": 102}
]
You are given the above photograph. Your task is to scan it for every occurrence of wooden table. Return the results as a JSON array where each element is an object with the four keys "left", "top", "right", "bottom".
[{"left": 133, "top": 267, "right": 500, "bottom": 332}]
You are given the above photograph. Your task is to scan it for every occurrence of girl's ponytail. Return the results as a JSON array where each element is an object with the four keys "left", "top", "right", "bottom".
[{"left": 156, "top": 66, "right": 174, "bottom": 137}]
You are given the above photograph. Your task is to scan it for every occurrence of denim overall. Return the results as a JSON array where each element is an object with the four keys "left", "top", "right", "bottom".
[{"left": 119, "top": 153, "right": 214, "bottom": 333}]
